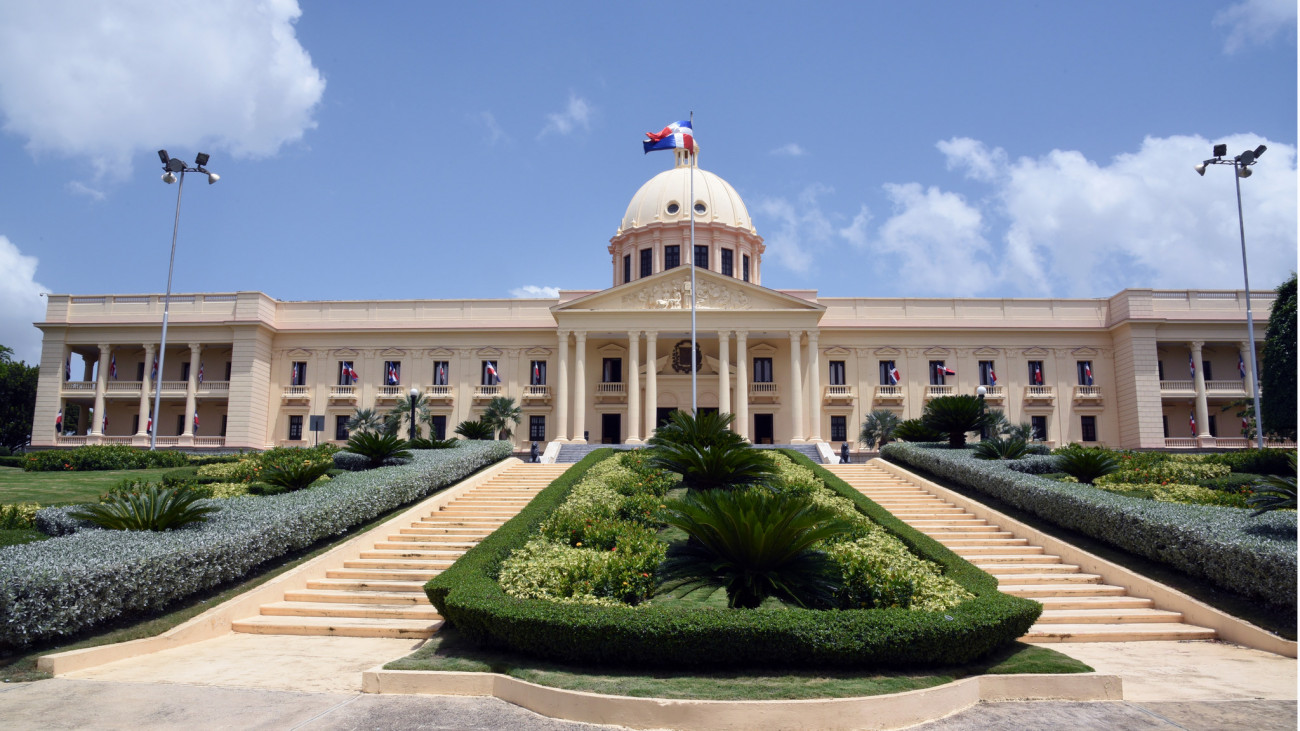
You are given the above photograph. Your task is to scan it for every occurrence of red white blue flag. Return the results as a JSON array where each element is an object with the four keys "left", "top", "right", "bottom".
[
  {"left": 198, "top": 362, "right": 204, "bottom": 384},
  {"left": 1239, "top": 355, "right": 1246, "bottom": 379},
  {"left": 193, "top": 411, "right": 200, "bottom": 430},
  {"left": 386, "top": 363, "right": 399, "bottom": 385},
  {"left": 436, "top": 362, "right": 446, "bottom": 385},
  {"left": 988, "top": 367, "right": 997, "bottom": 386},
  {"left": 102, "top": 414, "right": 108, "bottom": 431},
  {"left": 1242, "top": 416, "right": 1250, "bottom": 434},
  {"left": 936, "top": 364, "right": 956, "bottom": 376},
  {"left": 1189, "top": 411, "right": 1196, "bottom": 433},
  {"left": 643, "top": 120, "right": 695, "bottom": 154},
  {"left": 110, "top": 355, "right": 117, "bottom": 380},
  {"left": 1189, "top": 355, "right": 1195, "bottom": 378},
  {"left": 55, "top": 409, "right": 63, "bottom": 431},
  {"left": 146, "top": 417, "right": 153, "bottom": 434},
  {"left": 889, "top": 365, "right": 901, "bottom": 385},
  {"left": 1083, "top": 363, "right": 1094, "bottom": 386},
  {"left": 486, "top": 361, "right": 500, "bottom": 384},
  {"left": 151, "top": 356, "right": 158, "bottom": 380},
  {"left": 533, "top": 362, "right": 540, "bottom": 382},
  {"left": 1033, "top": 363, "right": 1043, "bottom": 385},
  {"left": 292, "top": 362, "right": 300, "bottom": 384}
]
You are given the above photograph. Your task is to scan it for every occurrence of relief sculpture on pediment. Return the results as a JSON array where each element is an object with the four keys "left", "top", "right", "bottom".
[{"left": 620, "top": 276, "right": 751, "bottom": 310}]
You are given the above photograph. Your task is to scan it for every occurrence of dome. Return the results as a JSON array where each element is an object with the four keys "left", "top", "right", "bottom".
[{"left": 617, "top": 151, "right": 755, "bottom": 235}]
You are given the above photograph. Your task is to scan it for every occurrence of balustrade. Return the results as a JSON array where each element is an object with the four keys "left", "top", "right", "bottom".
[
  {"left": 375, "top": 385, "right": 403, "bottom": 401},
  {"left": 1164, "top": 438, "right": 1197, "bottom": 448},
  {"left": 748, "top": 382, "right": 779, "bottom": 402},
  {"left": 61, "top": 381, "right": 95, "bottom": 393},
  {"left": 823, "top": 385, "right": 855, "bottom": 402},
  {"left": 282, "top": 385, "right": 311, "bottom": 402},
  {"left": 472, "top": 385, "right": 503, "bottom": 401},
  {"left": 873, "top": 385, "right": 904, "bottom": 402},
  {"left": 328, "top": 385, "right": 358, "bottom": 402},
  {"left": 106, "top": 381, "right": 142, "bottom": 394},
  {"left": 1023, "top": 385, "right": 1055, "bottom": 402},
  {"left": 980, "top": 385, "right": 1006, "bottom": 401},
  {"left": 522, "top": 384, "right": 551, "bottom": 401},
  {"left": 924, "top": 385, "right": 955, "bottom": 400},
  {"left": 595, "top": 382, "right": 626, "bottom": 402},
  {"left": 1072, "top": 385, "right": 1103, "bottom": 402},
  {"left": 1159, "top": 380, "right": 1194, "bottom": 394},
  {"left": 194, "top": 436, "right": 226, "bottom": 447},
  {"left": 1205, "top": 380, "right": 1247, "bottom": 395}
]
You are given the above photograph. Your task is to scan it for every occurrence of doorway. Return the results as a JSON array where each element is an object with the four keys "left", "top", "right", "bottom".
[
  {"left": 601, "top": 413, "right": 621, "bottom": 444},
  {"left": 656, "top": 407, "right": 677, "bottom": 429},
  {"left": 754, "top": 413, "right": 774, "bottom": 444}
]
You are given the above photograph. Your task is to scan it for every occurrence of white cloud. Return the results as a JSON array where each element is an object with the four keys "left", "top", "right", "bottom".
[
  {"left": 1214, "top": 0, "right": 1298, "bottom": 53},
  {"left": 510, "top": 285, "right": 560, "bottom": 298},
  {"left": 0, "top": 0, "right": 325, "bottom": 180},
  {"left": 538, "top": 94, "right": 593, "bottom": 137},
  {"left": 0, "top": 235, "right": 50, "bottom": 364},
  {"left": 937, "top": 137, "right": 1006, "bottom": 182},
  {"left": 475, "top": 111, "right": 510, "bottom": 145},
  {"left": 755, "top": 184, "right": 837, "bottom": 273},
  {"left": 770, "top": 143, "right": 805, "bottom": 157},
  {"left": 66, "top": 181, "right": 106, "bottom": 201}
]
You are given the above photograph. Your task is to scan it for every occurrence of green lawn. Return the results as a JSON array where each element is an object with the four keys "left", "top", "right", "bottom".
[
  {"left": 385, "top": 625, "right": 1093, "bottom": 700},
  {"left": 0, "top": 466, "right": 177, "bottom": 505}
]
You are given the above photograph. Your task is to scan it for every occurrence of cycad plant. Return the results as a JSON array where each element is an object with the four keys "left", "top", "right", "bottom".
[
  {"left": 984, "top": 409, "right": 1011, "bottom": 437},
  {"left": 260, "top": 458, "right": 333, "bottom": 491},
  {"left": 922, "top": 395, "right": 990, "bottom": 447},
  {"left": 893, "top": 418, "right": 945, "bottom": 443},
  {"left": 647, "top": 411, "right": 776, "bottom": 490},
  {"left": 1054, "top": 446, "right": 1119, "bottom": 484},
  {"left": 454, "top": 419, "right": 495, "bottom": 440},
  {"left": 649, "top": 410, "right": 746, "bottom": 450},
  {"left": 858, "top": 409, "right": 901, "bottom": 450},
  {"left": 344, "top": 431, "right": 412, "bottom": 467},
  {"left": 482, "top": 396, "right": 523, "bottom": 440},
  {"left": 1248, "top": 453, "right": 1297, "bottom": 517},
  {"left": 972, "top": 437, "right": 1029, "bottom": 460},
  {"left": 657, "top": 489, "right": 849, "bottom": 609},
  {"left": 70, "top": 485, "right": 219, "bottom": 531}
]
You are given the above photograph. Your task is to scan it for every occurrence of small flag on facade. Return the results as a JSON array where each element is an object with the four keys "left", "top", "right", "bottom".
[
  {"left": 1189, "top": 411, "right": 1196, "bottom": 433},
  {"left": 193, "top": 411, "right": 200, "bottom": 431},
  {"left": 1033, "top": 363, "right": 1043, "bottom": 385},
  {"left": 65, "top": 358, "right": 71, "bottom": 381},
  {"left": 198, "top": 362, "right": 204, "bottom": 384},
  {"left": 110, "top": 354, "right": 117, "bottom": 380},
  {"left": 437, "top": 362, "right": 446, "bottom": 384},
  {"left": 146, "top": 417, "right": 153, "bottom": 434},
  {"left": 387, "top": 362, "right": 399, "bottom": 385},
  {"left": 1242, "top": 416, "right": 1250, "bottom": 434},
  {"left": 643, "top": 120, "right": 696, "bottom": 154},
  {"left": 989, "top": 367, "right": 998, "bottom": 386},
  {"left": 936, "top": 364, "right": 956, "bottom": 376},
  {"left": 533, "top": 362, "right": 541, "bottom": 383},
  {"left": 1189, "top": 354, "right": 1195, "bottom": 378},
  {"left": 55, "top": 409, "right": 63, "bottom": 431},
  {"left": 486, "top": 362, "right": 500, "bottom": 384},
  {"left": 1084, "top": 363, "right": 1094, "bottom": 386},
  {"left": 889, "top": 365, "right": 901, "bottom": 385},
  {"left": 291, "top": 362, "right": 300, "bottom": 384},
  {"left": 1239, "top": 355, "right": 1246, "bottom": 379},
  {"left": 345, "top": 362, "right": 359, "bottom": 383},
  {"left": 152, "top": 355, "right": 158, "bottom": 380},
  {"left": 102, "top": 414, "right": 108, "bottom": 431}
]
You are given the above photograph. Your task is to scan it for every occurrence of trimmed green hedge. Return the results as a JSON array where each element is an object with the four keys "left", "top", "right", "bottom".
[
  {"left": 881, "top": 443, "right": 1297, "bottom": 609},
  {"left": 426, "top": 449, "right": 1041, "bottom": 670},
  {"left": 23, "top": 445, "right": 190, "bottom": 472},
  {"left": 0, "top": 456, "right": 25, "bottom": 469}
]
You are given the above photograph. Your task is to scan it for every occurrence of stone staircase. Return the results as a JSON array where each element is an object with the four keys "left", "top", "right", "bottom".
[
  {"left": 554, "top": 442, "right": 825, "bottom": 464},
  {"left": 825, "top": 462, "right": 1218, "bottom": 643},
  {"left": 230, "top": 463, "right": 570, "bottom": 639}
]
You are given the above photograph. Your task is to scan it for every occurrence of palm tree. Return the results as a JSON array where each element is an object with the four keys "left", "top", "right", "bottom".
[
  {"left": 922, "top": 394, "right": 991, "bottom": 447},
  {"left": 454, "top": 419, "right": 495, "bottom": 440},
  {"left": 386, "top": 393, "right": 431, "bottom": 440},
  {"left": 858, "top": 409, "right": 900, "bottom": 450},
  {"left": 984, "top": 408, "right": 1011, "bottom": 437},
  {"left": 648, "top": 410, "right": 746, "bottom": 451},
  {"left": 346, "top": 408, "right": 386, "bottom": 435},
  {"left": 1005, "top": 421, "right": 1037, "bottom": 441},
  {"left": 481, "top": 396, "right": 523, "bottom": 440}
]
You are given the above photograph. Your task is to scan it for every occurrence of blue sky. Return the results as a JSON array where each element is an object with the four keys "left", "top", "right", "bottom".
[{"left": 1, "top": 1, "right": 1296, "bottom": 363}]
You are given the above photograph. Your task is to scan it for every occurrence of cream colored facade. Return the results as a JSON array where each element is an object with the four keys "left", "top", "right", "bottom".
[{"left": 33, "top": 151, "right": 1282, "bottom": 452}]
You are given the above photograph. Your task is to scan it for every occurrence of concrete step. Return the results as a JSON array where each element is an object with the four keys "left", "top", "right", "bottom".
[
  {"left": 1036, "top": 608, "right": 1184, "bottom": 624},
  {"left": 915, "top": 524, "right": 1002, "bottom": 533},
  {"left": 1035, "top": 595, "right": 1154, "bottom": 610},
  {"left": 305, "top": 578, "right": 428, "bottom": 593},
  {"left": 1000, "top": 584, "right": 1129, "bottom": 598},
  {"left": 326, "top": 567, "right": 443, "bottom": 581},
  {"left": 965, "top": 554, "right": 1062, "bottom": 564},
  {"left": 260, "top": 601, "right": 442, "bottom": 620},
  {"left": 978, "top": 562, "right": 1078, "bottom": 574},
  {"left": 949, "top": 545, "right": 1045, "bottom": 555},
  {"left": 231, "top": 614, "right": 440, "bottom": 639},
  {"left": 1022, "top": 623, "right": 1216, "bottom": 643},
  {"left": 342, "top": 558, "right": 456, "bottom": 570},
  {"left": 991, "top": 573, "right": 1103, "bottom": 585},
  {"left": 373, "top": 539, "right": 479, "bottom": 549},
  {"left": 359, "top": 549, "right": 467, "bottom": 559},
  {"left": 937, "top": 538, "right": 1030, "bottom": 547},
  {"left": 284, "top": 589, "right": 431, "bottom": 605}
]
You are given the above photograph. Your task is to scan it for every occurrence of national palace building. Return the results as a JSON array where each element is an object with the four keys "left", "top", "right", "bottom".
[{"left": 32, "top": 148, "right": 1281, "bottom": 458}]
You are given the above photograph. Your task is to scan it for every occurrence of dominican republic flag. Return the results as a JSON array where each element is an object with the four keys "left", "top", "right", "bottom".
[
  {"left": 533, "top": 362, "right": 541, "bottom": 383},
  {"left": 889, "top": 365, "right": 901, "bottom": 385},
  {"left": 146, "top": 417, "right": 153, "bottom": 435},
  {"left": 386, "top": 363, "right": 399, "bottom": 385},
  {"left": 643, "top": 120, "right": 695, "bottom": 154},
  {"left": 936, "top": 364, "right": 956, "bottom": 377},
  {"left": 343, "top": 361, "right": 359, "bottom": 384},
  {"left": 1242, "top": 416, "right": 1250, "bottom": 434},
  {"left": 1239, "top": 355, "right": 1246, "bottom": 379},
  {"left": 291, "top": 362, "right": 300, "bottom": 384},
  {"left": 193, "top": 411, "right": 200, "bottom": 431},
  {"left": 55, "top": 409, "right": 63, "bottom": 431},
  {"left": 1189, "top": 411, "right": 1196, "bottom": 433},
  {"left": 1033, "top": 363, "right": 1043, "bottom": 385},
  {"left": 1083, "top": 363, "right": 1094, "bottom": 386},
  {"left": 436, "top": 362, "right": 446, "bottom": 384},
  {"left": 1189, "top": 355, "right": 1195, "bottom": 378},
  {"left": 102, "top": 414, "right": 108, "bottom": 431},
  {"left": 151, "top": 355, "right": 158, "bottom": 380},
  {"left": 197, "top": 362, "right": 204, "bottom": 384},
  {"left": 486, "top": 362, "right": 500, "bottom": 385},
  {"left": 109, "top": 355, "right": 117, "bottom": 380},
  {"left": 988, "top": 367, "right": 998, "bottom": 386}
]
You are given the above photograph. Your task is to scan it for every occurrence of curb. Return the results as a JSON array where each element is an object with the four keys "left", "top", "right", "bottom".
[{"left": 360, "top": 667, "right": 1122, "bottom": 730}]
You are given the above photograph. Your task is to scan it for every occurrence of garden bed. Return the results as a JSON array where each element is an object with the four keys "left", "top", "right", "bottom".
[{"left": 427, "top": 449, "right": 1041, "bottom": 670}]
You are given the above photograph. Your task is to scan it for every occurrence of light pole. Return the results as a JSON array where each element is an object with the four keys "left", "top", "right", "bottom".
[
  {"left": 1195, "top": 143, "right": 1267, "bottom": 449},
  {"left": 150, "top": 150, "right": 219, "bottom": 450},
  {"left": 976, "top": 385, "right": 988, "bottom": 441},
  {"left": 409, "top": 387, "right": 421, "bottom": 441}
]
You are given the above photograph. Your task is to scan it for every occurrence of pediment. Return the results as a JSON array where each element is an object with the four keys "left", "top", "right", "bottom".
[
  {"left": 598, "top": 343, "right": 627, "bottom": 356},
  {"left": 333, "top": 348, "right": 360, "bottom": 357},
  {"left": 1022, "top": 347, "right": 1050, "bottom": 357},
  {"left": 1071, "top": 347, "right": 1099, "bottom": 356},
  {"left": 749, "top": 343, "right": 778, "bottom": 357},
  {"left": 873, "top": 347, "right": 902, "bottom": 356},
  {"left": 973, "top": 347, "right": 1000, "bottom": 357},
  {"left": 476, "top": 347, "right": 503, "bottom": 357},
  {"left": 426, "top": 347, "right": 456, "bottom": 357},
  {"left": 379, "top": 348, "right": 407, "bottom": 357},
  {"left": 524, "top": 347, "right": 552, "bottom": 357},
  {"left": 286, "top": 348, "right": 313, "bottom": 358},
  {"left": 823, "top": 346, "right": 851, "bottom": 357},
  {"left": 553, "top": 268, "right": 824, "bottom": 313},
  {"left": 923, "top": 346, "right": 951, "bottom": 357}
]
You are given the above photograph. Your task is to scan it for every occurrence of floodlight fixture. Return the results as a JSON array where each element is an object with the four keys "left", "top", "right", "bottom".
[
  {"left": 1194, "top": 161, "right": 1210, "bottom": 176},
  {"left": 1253, "top": 144, "right": 1267, "bottom": 158},
  {"left": 157, "top": 149, "right": 171, "bottom": 165},
  {"left": 1213, "top": 143, "right": 1228, "bottom": 157},
  {"left": 206, "top": 172, "right": 219, "bottom": 184},
  {"left": 1238, "top": 166, "right": 1252, "bottom": 179},
  {"left": 162, "top": 171, "right": 176, "bottom": 184},
  {"left": 194, "top": 152, "right": 210, "bottom": 166}
]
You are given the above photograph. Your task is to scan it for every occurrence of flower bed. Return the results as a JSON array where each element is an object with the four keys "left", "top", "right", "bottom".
[
  {"left": 0, "top": 441, "right": 510, "bottom": 648},
  {"left": 428, "top": 449, "right": 1040, "bottom": 670},
  {"left": 881, "top": 442, "right": 1298, "bottom": 609}
]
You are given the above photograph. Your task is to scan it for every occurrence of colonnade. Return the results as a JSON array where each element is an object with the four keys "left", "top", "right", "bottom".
[{"left": 66, "top": 342, "right": 209, "bottom": 443}]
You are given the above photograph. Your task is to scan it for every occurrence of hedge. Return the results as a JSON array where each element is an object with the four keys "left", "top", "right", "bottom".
[
  {"left": 426, "top": 449, "right": 1041, "bottom": 670},
  {"left": 881, "top": 442, "right": 1297, "bottom": 609},
  {"left": 0, "top": 441, "right": 511, "bottom": 648}
]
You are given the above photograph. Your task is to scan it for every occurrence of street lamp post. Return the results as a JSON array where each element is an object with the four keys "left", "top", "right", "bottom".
[
  {"left": 150, "top": 151, "right": 219, "bottom": 451},
  {"left": 409, "top": 387, "right": 421, "bottom": 441},
  {"left": 1195, "top": 143, "right": 1267, "bottom": 449},
  {"left": 976, "top": 385, "right": 987, "bottom": 441}
]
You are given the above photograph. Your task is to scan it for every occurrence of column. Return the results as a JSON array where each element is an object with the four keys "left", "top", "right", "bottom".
[
  {"left": 735, "top": 331, "right": 749, "bottom": 441},
  {"left": 1189, "top": 341, "right": 1211, "bottom": 440},
  {"left": 573, "top": 331, "right": 587, "bottom": 443},
  {"left": 182, "top": 343, "right": 201, "bottom": 441},
  {"left": 136, "top": 344, "right": 155, "bottom": 440},
  {"left": 789, "top": 332, "right": 805, "bottom": 443},
  {"left": 718, "top": 330, "right": 731, "bottom": 418},
  {"left": 645, "top": 332, "right": 658, "bottom": 439},
  {"left": 627, "top": 332, "right": 641, "bottom": 443},
  {"left": 555, "top": 330, "right": 570, "bottom": 443},
  {"left": 89, "top": 345, "right": 110, "bottom": 437},
  {"left": 807, "top": 331, "right": 823, "bottom": 442}
]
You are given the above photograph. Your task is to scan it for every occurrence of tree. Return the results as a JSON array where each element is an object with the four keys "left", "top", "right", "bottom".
[
  {"left": 346, "top": 407, "right": 385, "bottom": 435},
  {"left": 858, "top": 409, "right": 900, "bottom": 450},
  {"left": 0, "top": 347, "right": 38, "bottom": 451},
  {"left": 385, "top": 393, "right": 430, "bottom": 440},
  {"left": 481, "top": 396, "right": 522, "bottom": 440},
  {"left": 921, "top": 394, "right": 991, "bottom": 448},
  {"left": 1260, "top": 274, "right": 1296, "bottom": 441}
]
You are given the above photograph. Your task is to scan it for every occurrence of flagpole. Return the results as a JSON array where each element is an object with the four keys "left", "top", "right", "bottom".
[{"left": 689, "top": 111, "right": 697, "bottom": 415}]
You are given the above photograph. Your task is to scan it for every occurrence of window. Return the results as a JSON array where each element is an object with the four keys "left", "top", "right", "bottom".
[
  {"left": 830, "top": 415, "right": 847, "bottom": 442},
  {"left": 664, "top": 245, "right": 680, "bottom": 269},
  {"left": 1163, "top": 415, "right": 1169, "bottom": 438},
  {"left": 979, "top": 360, "right": 996, "bottom": 386},
  {"left": 694, "top": 245, "right": 709, "bottom": 269},
  {"left": 432, "top": 360, "right": 450, "bottom": 386},
  {"left": 335, "top": 415, "right": 349, "bottom": 441},
  {"left": 429, "top": 415, "right": 447, "bottom": 440},
  {"left": 1081, "top": 416, "right": 1097, "bottom": 442},
  {"left": 742, "top": 254, "right": 751, "bottom": 282},
  {"left": 288, "top": 415, "right": 303, "bottom": 440},
  {"left": 828, "top": 360, "right": 846, "bottom": 386},
  {"left": 529, "top": 415, "right": 546, "bottom": 442},
  {"left": 136, "top": 362, "right": 145, "bottom": 381},
  {"left": 1027, "top": 360, "right": 1044, "bottom": 385},
  {"left": 176, "top": 414, "right": 184, "bottom": 436},
  {"left": 623, "top": 254, "right": 631, "bottom": 284},
  {"left": 224, "top": 361, "right": 232, "bottom": 380},
  {"left": 929, "top": 360, "right": 948, "bottom": 386},
  {"left": 602, "top": 358, "right": 622, "bottom": 383},
  {"left": 529, "top": 360, "right": 547, "bottom": 385},
  {"left": 879, "top": 360, "right": 898, "bottom": 386},
  {"left": 1077, "top": 361, "right": 1094, "bottom": 386},
  {"left": 290, "top": 361, "right": 307, "bottom": 386},
  {"left": 640, "top": 249, "right": 652, "bottom": 277},
  {"left": 481, "top": 360, "right": 500, "bottom": 385},
  {"left": 383, "top": 361, "right": 401, "bottom": 385},
  {"left": 753, "top": 357, "right": 774, "bottom": 383},
  {"left": 1031, "top": 415, "right": 1048, "bottom": 442},
  {"left": 1208, "top": 415, "right": 1218, "bottom": 437},
  {"left": 1157, "top": 361, "right": 1165, "bottom": 381},
  {"left": 1202, "top": 360, "right": 1213, "bottom": 380},
  {"left": 721, "top": 248, "right": 734, "bottom": 276},
  {"left": 220, "top": 415, "right": 227, "bottom": 437},
  {"left": 132, "top": 414, "right": 139, "bottom": 434},
  {"left": 181, "top": 362, "right": 190, "bottom": 381},
  {"left": 338, "top": 361, "right": 358, "bottom": 386}
]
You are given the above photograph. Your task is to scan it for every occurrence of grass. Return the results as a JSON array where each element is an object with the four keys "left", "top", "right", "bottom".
[
  {"left": 384, "top": 625, "right": 1092, "bottom": 700},
  {"left": 0, "top": 466, "right": 179, "bottom": 505},
  {"left": 0, "top": 529, "right": 48, "bottom": 547},
  {"left": 888, "top": 458, "right": 1298, "bottom": 640}
]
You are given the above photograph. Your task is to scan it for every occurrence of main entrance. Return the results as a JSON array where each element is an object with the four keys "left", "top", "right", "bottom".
[
  {"left": 601, "top": 413, "right": 621, "bottom": 444},
  {"left": 753, "top": 413, "right": 774, "bottom": 444}
]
